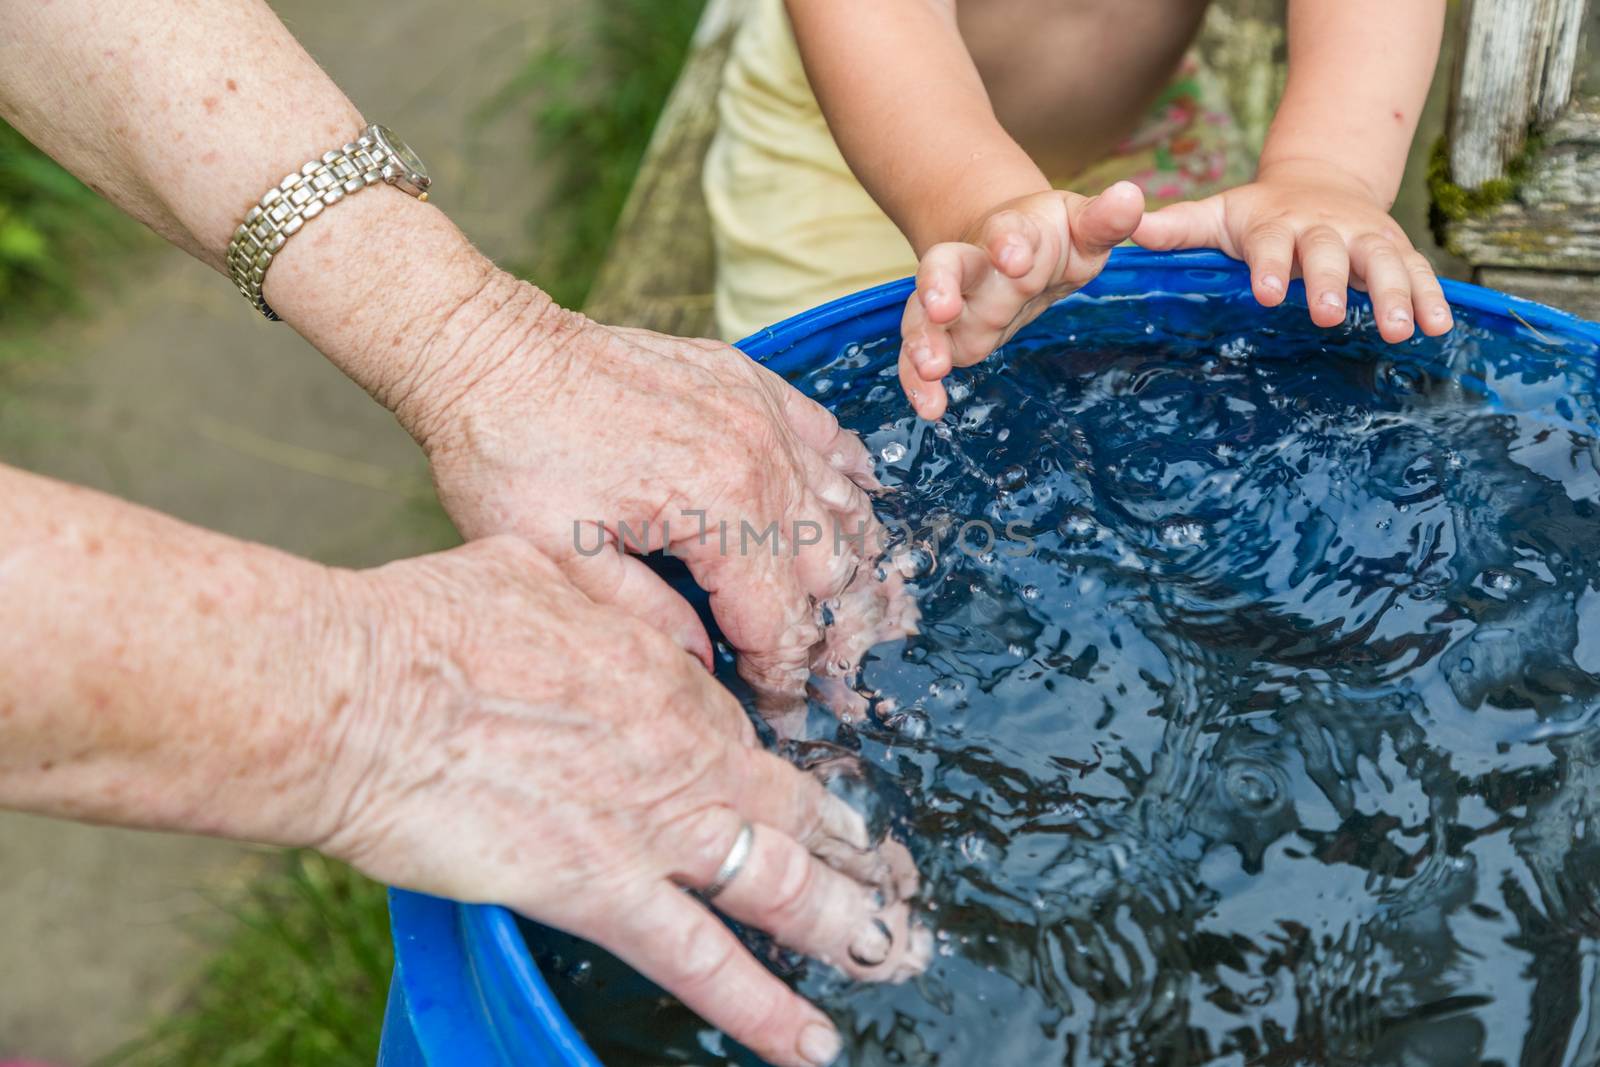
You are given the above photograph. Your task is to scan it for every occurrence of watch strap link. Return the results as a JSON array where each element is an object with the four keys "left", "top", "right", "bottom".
[{"left": 225, "top": 133, "right": 394, "bottom": 321}]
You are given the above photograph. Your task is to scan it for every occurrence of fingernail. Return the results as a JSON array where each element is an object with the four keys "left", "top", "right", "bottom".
[
  {"left": 1260, "top": 274, "right": 1284, "bottom": 293},
  {"left": 925, "top": 287, "right": 948, "bottom": 307},
  {"left": 1388, "top": 307, "right": 1412, "bottom": 325},
  {"left": 848, "top": 917, "right": 892, "bottom": 967},
  {"left": 1319, "top": 292, "right": 1344, "bottom": 309},
  {"left": 910, "top": 345, "right": 934, "bottom": 375},
  {"left": 799, "top": 1022, "right": 842, "bottom": 1067}
]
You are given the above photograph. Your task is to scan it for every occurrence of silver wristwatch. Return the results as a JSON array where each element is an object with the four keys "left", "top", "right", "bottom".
[{"left": 225, "top": 123, "right": 432, "bottom": 320}]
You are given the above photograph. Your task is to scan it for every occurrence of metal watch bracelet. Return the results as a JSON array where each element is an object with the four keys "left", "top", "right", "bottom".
[{"left": 225, "top": 124, "right": 430, "bottom": 321}]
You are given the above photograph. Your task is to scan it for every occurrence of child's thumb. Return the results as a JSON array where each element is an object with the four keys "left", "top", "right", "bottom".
[
  {"left": 1129, "top": 196, "right": 1224, "bottom": 251},
  {"left": 1072, "top": 181, "right": 1146, "bottom": 256}
]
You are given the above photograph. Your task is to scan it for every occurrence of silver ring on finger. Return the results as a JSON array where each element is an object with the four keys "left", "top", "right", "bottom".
[{"left": 702, "top": 821, "right": 755, "bottom": 902}]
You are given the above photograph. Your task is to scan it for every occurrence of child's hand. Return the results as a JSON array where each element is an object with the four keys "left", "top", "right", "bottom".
[
  {"left": 900, "top": 181, "right": 1145, "bottom": 420},
  {"left": 1132, "top": 161, "right": 1454, "bottom": 343}
]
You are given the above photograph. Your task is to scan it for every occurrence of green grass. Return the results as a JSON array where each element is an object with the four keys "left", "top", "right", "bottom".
[
  {"left": 486, "top": 0, "right": 706, "bottom": 309},
  {"left": 103, "top": 852, "right": 393, "bottom": 1067},
  {"left": 0, "top": 121, "right": 131, "bottom": 325},
  {"left": 108, "top": 8, "right": 705, "bottom": 1063}
]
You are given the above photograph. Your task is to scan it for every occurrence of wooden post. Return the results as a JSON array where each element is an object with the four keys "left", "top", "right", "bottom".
[
  {"left": 583, "top": 0, "right": 744, "bottom": 337},
  {"left": 1448, "top": 0, "right": 1587, "bottom": 190},
  {"left": 1441, "top": 0, "right": 1599, "bottom": 317}
]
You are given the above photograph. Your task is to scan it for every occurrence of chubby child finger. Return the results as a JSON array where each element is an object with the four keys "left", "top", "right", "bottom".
[
  {"left": 1240, "top": 220, "right": 1295, "bottom": 308},
  {"left": 1296, "top": 225, "right": 1352, "bottom": 329},
  {"left": 916, "top": 242, "right": 991, "bottom": 325},
  {"left": 900, "top": 291, "right": 954, "bottom": 382},
  {"left": 1130, "top": 194, "right": 1223, "bottom": 252},
  {"left": 975, "top": 209, "right": 1044, "bottom": 279},
  {"left": 1350, "top": 234, "right": 1415, "bottom": 343},
  {"left": 1403, "top": 251, "right": 1454, "bottom": 337}
]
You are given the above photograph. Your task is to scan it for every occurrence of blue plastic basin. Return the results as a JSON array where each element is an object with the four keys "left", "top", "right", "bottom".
[{"left": 376, "top": 249, "right": 1600, "bottom": 1066}]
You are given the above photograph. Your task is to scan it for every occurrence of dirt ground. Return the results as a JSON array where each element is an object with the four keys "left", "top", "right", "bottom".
[{"left": 0, "top": 0, "right": 560, "bottom": 1061}]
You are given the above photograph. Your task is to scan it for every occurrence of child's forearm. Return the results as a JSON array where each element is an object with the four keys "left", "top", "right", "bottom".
[
  {"left": 785, "top": 0, "right": 1047, "bottom": 254},
  {"left": 1261, "top": 0, "right": 1446, "bottom": 207}
]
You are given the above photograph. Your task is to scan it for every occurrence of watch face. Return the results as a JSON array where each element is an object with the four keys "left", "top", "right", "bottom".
[{"left": 372, "top": 125, "right": 429, "bottom": 183}]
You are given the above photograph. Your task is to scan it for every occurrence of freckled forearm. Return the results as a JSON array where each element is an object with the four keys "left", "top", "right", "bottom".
[
  {"left": 0, "top": 463, "right": 357, "bottom": 845},
  {"left": 1260, "top": 0, "right": 1445, "bottom": 207}
]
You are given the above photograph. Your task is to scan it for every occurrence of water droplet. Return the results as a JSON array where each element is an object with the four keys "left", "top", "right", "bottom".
[
  {"left": 998, "top": 464, "right": 1028, "bottom": 491},
  {"left": 881, "top": 707, "right": 931, "bottom": 740},
  {"left": 894, "top": 544, "right": 937, "bottom": 579},
  {"left": 1058, "top": 512, "right": 1100, "bottom": 544},
  {"left": 1223, "top": 761, "right": 1279, "bottom": 812},
  {"left": 1483, "top": 568, "right": 1520, "bottom": 594},
  {"left": 1459, "top": 657, "right": 1475, "bottom": 674},
  {"left": 997, "top": 428, "right": 1010, "bottom": 442},
  {"left": 1020, "top": 584, "right": 1041, "bottom": 601},
  {"left": 880, "top": 441, "right": 907, "bottom": 463},
  {"left": 947, "top": 380, "right": 972, "bottom": 404}
]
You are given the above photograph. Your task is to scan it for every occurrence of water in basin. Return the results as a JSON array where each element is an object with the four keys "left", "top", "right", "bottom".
[{"left": 529, "top": 292, "right": 1600, "bottom": 1066}]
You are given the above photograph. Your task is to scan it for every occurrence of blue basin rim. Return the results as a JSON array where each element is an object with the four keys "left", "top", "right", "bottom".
[{"left": 383, "top": 247, "right": 1600, "bottom": 1067}]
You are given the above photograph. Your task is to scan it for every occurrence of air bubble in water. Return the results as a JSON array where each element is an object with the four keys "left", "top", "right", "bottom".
[
  {"left": 1021, "top": 584, "right": 1041, "bottom": 601},
  {"left": 1159, "top": 517, "right": 1206, "bottom": 548},
  {"left": 959, "top": 834, "right": 987, "bottom": 862},
  {"left": 881, "top": 707, "right": 931, "bottom": 740},
  {"left": 1059, "top": 512, "right": 1100, "bottom": 544},
  {"left": 881, "top": 441, "right": 908, "bottom": 463},
  {"left": 998, "top": 464, "right": 1028, "bottom": 491},
  {"left": 1484, "top": 569, "right": 1520, "bottom": 594}
]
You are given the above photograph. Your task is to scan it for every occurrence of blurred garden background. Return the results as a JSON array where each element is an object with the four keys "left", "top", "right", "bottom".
[{"left": 0, "top": 0, "right": 1589, "bottom": 1064}]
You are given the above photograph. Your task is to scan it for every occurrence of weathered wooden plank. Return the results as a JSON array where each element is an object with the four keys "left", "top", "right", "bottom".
[
  {"left": 1450, "top": 208, "right": 1600, "bottom": 272},
  {"left": 1477, "top": 268, "right": 1600, "bottom": 319},
  {"left": 583, "top": 0, "right": 743, "bottom": 337},
  {"left": 1448, "top": 0, "right": 1586, "bottom": 189},
  {"left": 1443, "top": 96, "right": 1600, "bottom": 271}
]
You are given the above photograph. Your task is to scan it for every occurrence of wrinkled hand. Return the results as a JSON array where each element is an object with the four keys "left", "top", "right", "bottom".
[
  {"left": 391, "top": 275, "right": 913, "bottom": 719},
  {"left": 900, "top": 181, "right": 1146, "bottom": 420},
  {"left": 317, "top": 536, "right": 926, "bottom": 1067},
  {"left": 1132, "top": 160, "right": 1454, "bottom": 342}
]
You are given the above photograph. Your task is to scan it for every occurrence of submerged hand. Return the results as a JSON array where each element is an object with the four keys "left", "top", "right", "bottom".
[
  {"left": 390, "top": 273, "right": 909, "bottom": 718},
  {"left": 317, "top": 537, "right": 926, "bottom": 1067},
  {"left": 1132, "top": 161, "right": 1454, "bottom": 342},
  {"left": 900, "top": 181, "right": 1145, "bottom": 420}
]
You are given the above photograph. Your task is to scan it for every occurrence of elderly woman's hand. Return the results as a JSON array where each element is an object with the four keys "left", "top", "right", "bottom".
[
  {"left": 377, "top": 270, "right": 911, "bottom": 721},
  {"left": 318, "top": 536, "right": 925, "bottom": 1067}
]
